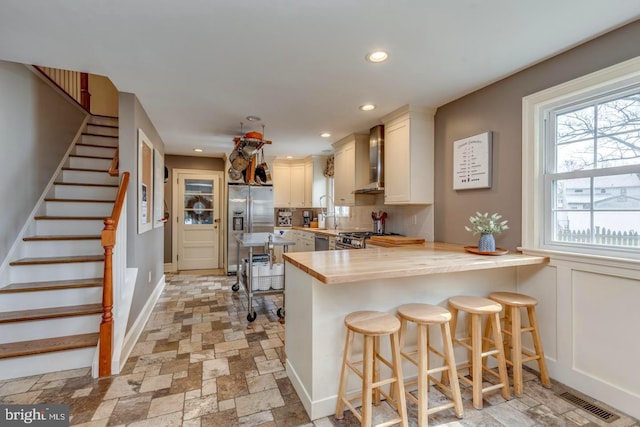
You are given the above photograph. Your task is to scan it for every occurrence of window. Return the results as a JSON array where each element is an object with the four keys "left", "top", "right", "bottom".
[{"left": 523, "top": 57, "right": 640, "bottom": 260}]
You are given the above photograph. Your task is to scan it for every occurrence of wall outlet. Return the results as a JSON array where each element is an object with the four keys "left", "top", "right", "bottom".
[
  {"left": 148, "top": 271, "right": 152, "bottom": 283},
  {"left": 412, "top": 215, "right": 418, "bottom": 225}
]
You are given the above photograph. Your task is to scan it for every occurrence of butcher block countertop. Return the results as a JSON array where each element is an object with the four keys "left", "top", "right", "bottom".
[{"left": 283, "top": 242, "right": 549, "bottom": 284}]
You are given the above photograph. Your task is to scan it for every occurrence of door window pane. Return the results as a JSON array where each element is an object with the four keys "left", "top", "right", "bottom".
[
  {"left": 185, "top": 179, "right": 213, "bottom": 194},
  {"left": 184, "top": 210, "right": 213, "bottom": 224},
  {"left": 183, "top": 179, "right": 215, "bottom": 225}
]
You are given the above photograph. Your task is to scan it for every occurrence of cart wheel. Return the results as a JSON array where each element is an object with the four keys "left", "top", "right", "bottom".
[
  {"left": 232, "top": 284, "right": 240, "bottom": 292},
  {"left": 247, "top": 311, "right": 257, "bottom": 322},
  {"left": 277, "top": 307, "right": 285, "bottom": 318}
]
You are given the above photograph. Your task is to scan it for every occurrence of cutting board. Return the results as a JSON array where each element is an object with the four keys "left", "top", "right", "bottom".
[{"left": 369, "top": 236, "right": 425, "bottom": 246}]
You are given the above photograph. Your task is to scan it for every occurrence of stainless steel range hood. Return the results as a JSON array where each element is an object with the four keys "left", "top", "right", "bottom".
[{"left": 354, "top": 124, "right": 384, "bottom": 194}]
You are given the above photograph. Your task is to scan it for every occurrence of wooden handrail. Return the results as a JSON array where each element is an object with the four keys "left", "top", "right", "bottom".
[
  {"left": 109, "top": 149, "right": 119, "bottom": 177},
  {"left": 99, "top": 171, "right": 130, "bottom": 377}
]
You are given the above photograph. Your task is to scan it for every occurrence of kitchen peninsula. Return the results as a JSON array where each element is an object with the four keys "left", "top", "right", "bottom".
[{"left": 282, "top": 243, "right": 548, "bottom": 420}]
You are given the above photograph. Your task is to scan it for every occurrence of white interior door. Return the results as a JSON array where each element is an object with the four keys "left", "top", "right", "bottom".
[{"left": 177, "top": 172, "right": 220, "bottom": 270}]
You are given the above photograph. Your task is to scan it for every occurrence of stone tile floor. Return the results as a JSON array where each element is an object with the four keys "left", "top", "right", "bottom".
[{"left": 0, "top": 272, "right": 637, "bottom": 426}]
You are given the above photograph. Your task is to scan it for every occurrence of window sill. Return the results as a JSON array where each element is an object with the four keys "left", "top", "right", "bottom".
[{"left": 518, "top": 247, "right": 640, "bottom": 271}]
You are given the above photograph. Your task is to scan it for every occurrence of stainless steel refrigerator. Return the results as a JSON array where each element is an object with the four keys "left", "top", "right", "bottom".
[{"left": 226, "top": 184, "right": 274, "bottom": 273}]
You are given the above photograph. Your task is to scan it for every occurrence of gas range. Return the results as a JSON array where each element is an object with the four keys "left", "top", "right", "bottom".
[{"left": 335, "top": 231, "right": 400, "bottom": 249}]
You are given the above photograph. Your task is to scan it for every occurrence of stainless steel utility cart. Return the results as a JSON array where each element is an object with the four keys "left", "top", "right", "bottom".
[{"left": 232, "top": 232, "right": 295, "bottom": 322}]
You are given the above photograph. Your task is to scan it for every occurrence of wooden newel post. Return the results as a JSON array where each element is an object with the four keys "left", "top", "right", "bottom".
[
  {"left": 99, "top": 218, "right": 115, "bottom": 377},
  {"left": 80, "top": 72, "right": 91, "bottom": 113}
]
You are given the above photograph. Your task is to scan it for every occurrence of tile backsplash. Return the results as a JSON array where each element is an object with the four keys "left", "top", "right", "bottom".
[{"left": 274, "top": 195, "right": 434, "bottom": 241}]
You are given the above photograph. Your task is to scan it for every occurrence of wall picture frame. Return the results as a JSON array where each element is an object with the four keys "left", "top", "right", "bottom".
[
  {"left": 452, "top": 131, "right": 493, "bottom": 190},
  {"left": 153, "top": 148, "right": 164, "bottom": 228},
  {"left": 138, "top": 129, "right": 153, "bottom": 234}
]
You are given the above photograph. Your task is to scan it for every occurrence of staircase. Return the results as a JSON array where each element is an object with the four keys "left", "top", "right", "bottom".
[{"left": 0, "top": 115, "right": 119, "bottom": 380}]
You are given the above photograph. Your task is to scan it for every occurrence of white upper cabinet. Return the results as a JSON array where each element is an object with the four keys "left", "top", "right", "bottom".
[
  {"left": 290, "top": 164, "right": 305, "bottom": 207},
  {"left": 273, "top": 163, "right": 292, "bottom": 207},
  {"left": 274, "top": 157, "right": 327, "bottom": 208},
  {"left": 332, "top": 133, "right": 368, "bottom": 206},
  {"left": 381, "top": 105, "right": 435, "bottom": 204},
  {"left": 304, "top": 156, "right": 328, "bottom": 208}
]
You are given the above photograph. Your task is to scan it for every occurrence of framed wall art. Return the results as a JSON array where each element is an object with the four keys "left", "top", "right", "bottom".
[
  {"left": 452, "top": 131, "right": 493, "bottom": 190},
  {"left": 153, "top": 148, "right": 164, "bottom": 228},
  {"left": 138, "top": 129, "right": 153, "bottom": 234}
]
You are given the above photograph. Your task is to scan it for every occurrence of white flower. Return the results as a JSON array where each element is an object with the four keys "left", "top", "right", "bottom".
[{"left": 465, "top": 212, "right": 509, "bottom": 236}]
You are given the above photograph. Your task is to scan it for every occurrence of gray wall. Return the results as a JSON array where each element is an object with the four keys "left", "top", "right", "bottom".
[
  {"left": 119, "top": 92, "right": 166, "bottom": 329},
  {"left": 0, "top": 61, "right": 86, "bottom": 261},
  {"left": 163, "top": 155, "right": 225, "bottom": 263},
  {"left": 434, "top": 20, "right": 640, "bottom": 250}
]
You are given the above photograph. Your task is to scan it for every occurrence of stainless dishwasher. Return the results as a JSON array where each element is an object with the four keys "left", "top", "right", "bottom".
[{"left": 314, "top": 234, "right": 330, "bottom": 251}]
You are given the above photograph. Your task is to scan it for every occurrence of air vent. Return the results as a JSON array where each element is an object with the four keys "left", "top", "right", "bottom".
[{"left": 557, "top": 391, "right": 620, "bottom": 423}]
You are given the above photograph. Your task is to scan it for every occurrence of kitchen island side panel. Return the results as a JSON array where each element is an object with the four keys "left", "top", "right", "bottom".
[{"left": 284, "top": 261, "right": 525, "bottom": 420}]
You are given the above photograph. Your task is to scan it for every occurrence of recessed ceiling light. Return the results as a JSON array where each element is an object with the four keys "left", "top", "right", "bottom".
[
  {"left": 359, "top": 104, "right": 376, "bottom": 111},
  {"left": 366, "top": 50, "right": 388, "bottom": 63},
  {"left": 320, "top": 132, "right": 331, "bottom": 138},
  {"left": 193, "top": 148, "right": 203, "bottom": 152},
  {"left": 286, "top": 156, "right": 293, "bottom": 159},
  {"left": 246, "top": 115, "right": 261, "bottom": 122}
]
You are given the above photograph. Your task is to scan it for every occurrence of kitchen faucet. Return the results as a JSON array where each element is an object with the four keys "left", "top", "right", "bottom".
[{"left": 319, "top": 194, "right": 339, "bottom": 229}]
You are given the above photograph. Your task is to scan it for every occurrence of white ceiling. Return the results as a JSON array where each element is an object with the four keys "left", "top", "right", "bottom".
[{"left": 1, "top": 1, "right": 639, "bottom": 159}]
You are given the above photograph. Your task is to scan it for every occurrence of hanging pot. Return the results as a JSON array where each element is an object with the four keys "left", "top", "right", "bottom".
[
  {"left": 240, "top": 139, "right": 261, "bottom": 159},
  {"left": 230, "top": 150, "right": 250, "bottom": 171},
  {"left": 254, "top": 149, "right": 270, "bottom": 184},
  {"left": 228, "top": 167, "right": 243, "bottom": 181}
]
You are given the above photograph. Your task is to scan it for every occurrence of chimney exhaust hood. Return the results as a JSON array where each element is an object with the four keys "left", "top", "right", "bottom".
[{"left": 354, "top": 124, "right": 384, "bottom": 194}]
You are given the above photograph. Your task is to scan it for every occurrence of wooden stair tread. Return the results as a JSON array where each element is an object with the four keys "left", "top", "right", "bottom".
[
  {"left": 87, "top": 123, "right": 118, "bottom": 129},
  {"left": 0, "top": 304, "right": 103, "bottom": 323},
  {"left": 0, "top": 333, "right": 99, "bottom": 359},
  {"left": 91, "top": 114, "right": 119, "bottom": 119},
  {"left": 70, "top": 154, "right": 114, "bottom": 160},
  {"left": 35, "top": 215, "right": 106, "bottom": 220},
  {"left": 23, "top": 235, "right": 100, "bottom": 241},
  {"left": 82, "top": 132, "right": 118, "bottom": 139},
  {"left": 0, "top": 278, "right": 103, "bottom": 293},
  {"left": 54, "top": 182, "right": 118, "bottom": 188},
  {"left": 75, "top": 143, "right": 118, "bottom": 150},
  {"left": 61, "top": 167, "right": 110, "bottom": 173},
  {"left": 10, "top": 255, "right": 103, "bottom": 266},
  {"left": 44, "top": 198, "right": 115, "bottom": 203}
]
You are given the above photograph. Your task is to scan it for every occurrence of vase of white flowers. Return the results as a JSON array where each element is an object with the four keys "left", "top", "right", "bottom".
[{"left": 465, "top": 212, "right": 509, "bottom": 252}]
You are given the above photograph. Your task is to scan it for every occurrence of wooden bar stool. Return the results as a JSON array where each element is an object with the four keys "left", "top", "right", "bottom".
[
  {"left": 335, "top": 310, "right": 408, "bottom": 427},
  {"left": 397, "top": 303, "right": 463, "bottom": 427},
  {"left": 487, "top": 291, "right": 551, "bottom": 396},
  {"left": 445, "top": 296, "right": 511, "bottom": 409}
]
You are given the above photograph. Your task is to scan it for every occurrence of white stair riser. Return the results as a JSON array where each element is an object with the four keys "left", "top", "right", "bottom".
[
  {"left": 36, "top": 219, "right": 104, "bottom": 236},
  {"left": 86, "top": 124, "right": 118, "bottom": 137},
  {"left": 10, "top": 261, "right": 104, "bottom": 284},
  {"left": 20, "top": 240, "right": 103, "bottom": 258},
  {"left": 69, "top": 156, "right": 113, "bottom": 170},
  {"left": 46, "top": 201, "right": 113, "bottom": 217},
  {"left": 0, "top": 286, "right": 102, "bottom": 311},
  {"left": 0, "top": 315, "right": 101, "bottom": 344},
  {"left": 74, "top": 144, "right": 117, "bottom": 158},
  {"left": 89, "top": 116, "right": 118, "bottom": 127},
  {"left": 0, "top": 347, "right": 95, "bottom": 381},
  {"left": 81, "top": 134, "right": 118, "bottom": 148},
  {"left": 62, "top": 170, "right": 117, "bottom": 185},
  {"left": 54, "top": 185, "right": 118, "bottom": 200}
]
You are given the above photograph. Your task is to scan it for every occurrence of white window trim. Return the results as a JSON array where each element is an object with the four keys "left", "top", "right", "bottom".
[{"left": 521, "top": 55, "right": 640, "bottom": 267}]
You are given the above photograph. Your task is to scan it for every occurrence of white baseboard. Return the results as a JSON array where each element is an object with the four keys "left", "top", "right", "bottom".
[{"left": 118, "top": 274, "right": 166, "bottom": 370}]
